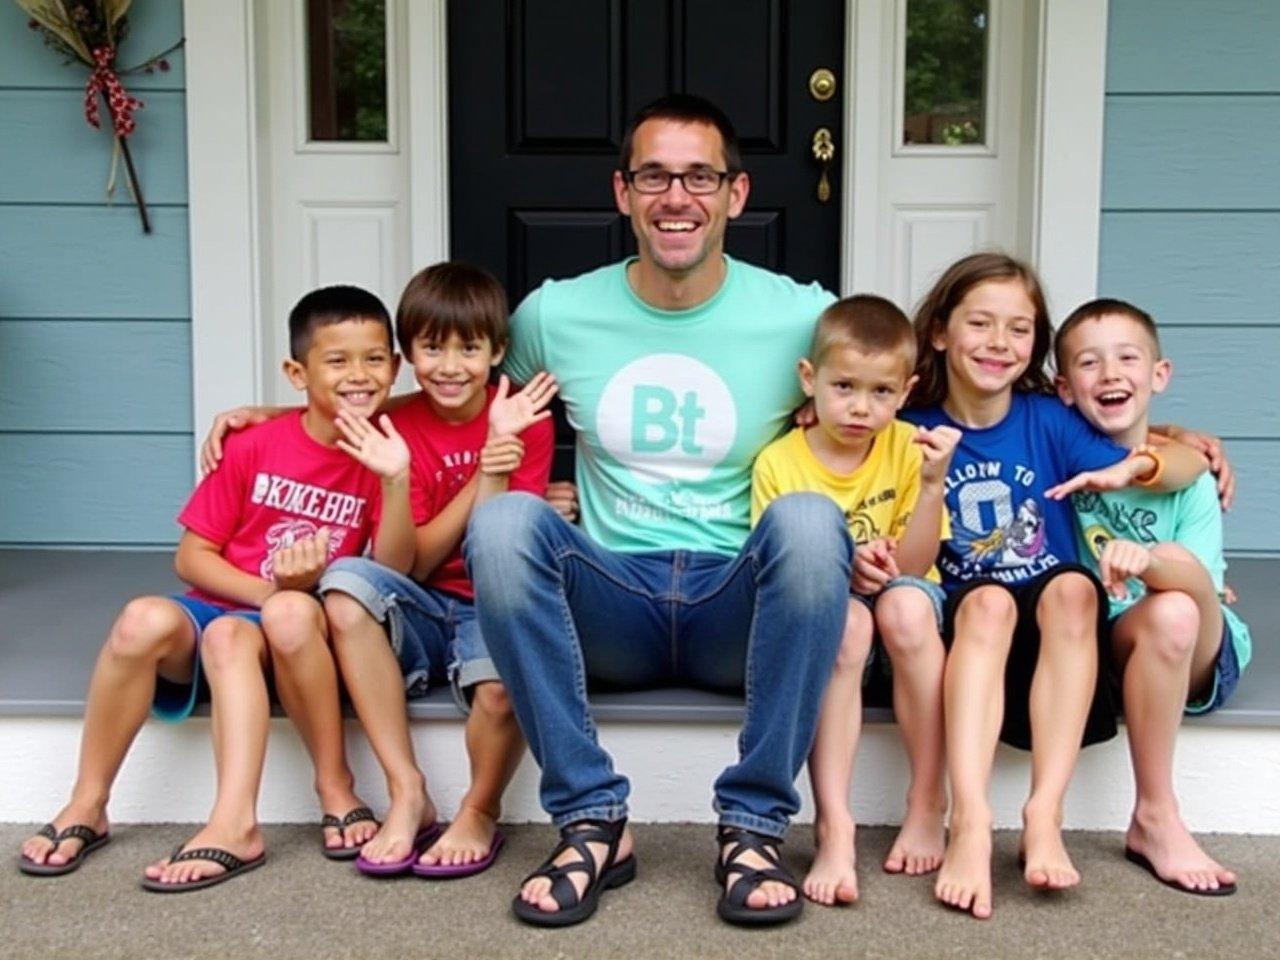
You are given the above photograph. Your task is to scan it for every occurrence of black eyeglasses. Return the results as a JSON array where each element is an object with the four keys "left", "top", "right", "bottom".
[{"left": 622, "top": 167, "right": 736, "bottom": 195}]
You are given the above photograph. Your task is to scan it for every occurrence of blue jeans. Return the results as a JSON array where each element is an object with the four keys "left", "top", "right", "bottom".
[{"left": 464, "top": 491, "right": 852, "bottom": 838}]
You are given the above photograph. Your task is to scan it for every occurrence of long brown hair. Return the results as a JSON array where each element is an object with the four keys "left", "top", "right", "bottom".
[{"left": 909, "top": 252, "right": 1054, "bottom": 408}]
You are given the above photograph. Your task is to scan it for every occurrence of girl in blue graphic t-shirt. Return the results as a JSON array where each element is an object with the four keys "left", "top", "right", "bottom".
[{"left": 899, "top": 253, "right": 1207, "bottom": 920}]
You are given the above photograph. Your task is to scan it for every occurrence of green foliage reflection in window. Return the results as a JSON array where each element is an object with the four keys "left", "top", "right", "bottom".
[
  {"left": 903, "top": 0, "right": 987, "bottom": 146},
  {"left": 308, "top": 0, "right": 388, "bottom": 142}
]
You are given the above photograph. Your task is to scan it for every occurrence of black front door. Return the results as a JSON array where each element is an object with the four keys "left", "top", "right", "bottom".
[{"left": 447, "top": 0, "right": 846, "bottom": 307}]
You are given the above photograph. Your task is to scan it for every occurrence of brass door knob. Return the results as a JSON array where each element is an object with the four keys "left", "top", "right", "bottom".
[
  {"left": 811, "top": 127, "right": 835, "bottom": 202},
  {"left": 809, "top": 67, "right": 837, "bottom": 102}
]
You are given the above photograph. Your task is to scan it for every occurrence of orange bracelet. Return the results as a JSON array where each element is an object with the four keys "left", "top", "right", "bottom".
[{"left": 1130, "top": 443, "right": 1164, "bottom": 487}]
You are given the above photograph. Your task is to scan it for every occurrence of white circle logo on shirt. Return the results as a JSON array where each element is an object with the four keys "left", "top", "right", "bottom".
[{"left": 596, "top": 354, "right": 737, "bottom": 484}]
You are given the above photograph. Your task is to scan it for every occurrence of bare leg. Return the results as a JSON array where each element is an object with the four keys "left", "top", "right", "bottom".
[
  {"left": 145, "top": 617, "right": 269, "bottom": 885},
  {"left": 934, "top": 586, "right": 1016, "bottom": 920},
  {"left": 876, "top": 586, "right": 947, "bottom": 876},
  {"left": 324, "top": 593, "right": 436, "bottom": 864},
  {"left": 1113, "top": 549, "right": 1235, "bottom": 892},
  {"left": 261, "top": 591, "right": 374, "bottom": 854},
  {"left": 1021, "top": 573, "right": 1097, "bottom": 891},
  {"left": 802, "top": 600, "right": 873, "bottom": 906},
  {"left": 419, "top": 681, "right": 525, "bottom": 866},
  {"left": 21, "top": 597, "right": 196, "bottom": 867}
]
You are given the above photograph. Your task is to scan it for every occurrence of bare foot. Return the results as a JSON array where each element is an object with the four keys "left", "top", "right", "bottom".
[
  {"left": 520, "top": 824, "right": 634, "bottom": 914},
  {"left": 1021, "top": 805, "right": 1079, "bottom": 891},
  {"left": 1126, "top": 804, "right": 1236, "bottom": 893},
  {"left": 883, "top": 799, "right": 946, "bottom": 876},
  {"left": 358, "top": 789, "right": 437, "bottom": 865},
  {"left": 804, "top": 816, "right": 858, "bottom": 906},
  {"left": 143, "top": 822, "right": 264, "bottom": 886},
  {"left": 934, "top": 817, "right": 993, "bottom": 919},
  {"left": 318, "top": 783, "right": 379, "bottom": 855},
  {"left": 419, "top": 805, "right": 499, "bottom": 867},
  {"left": 21, "top": 801, "right": 109, "bottom": 867}
]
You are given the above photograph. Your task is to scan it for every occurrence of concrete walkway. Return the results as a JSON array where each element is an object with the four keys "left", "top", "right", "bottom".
[{"left": 6, "top": 823, "right": 1276, "bottom": 959}]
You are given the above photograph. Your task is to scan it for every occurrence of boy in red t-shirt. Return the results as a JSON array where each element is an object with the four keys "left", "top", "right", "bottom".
[
  {"left": 317, "top": 262, "right": 557, "bottom": 878},
  {"left": 19, "top": 286, "right": 408, "bottom": 891}
]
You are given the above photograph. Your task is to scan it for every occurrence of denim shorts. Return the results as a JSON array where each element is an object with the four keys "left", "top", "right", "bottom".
[
  {"left": 318, "top": 557, "right": 498, "bottom": 713},
  {"left": 851, "top": 576, "right": 946, "bottom": 691},
  {"left": 152, "top": 594, "right": 262, "bottom": 723}
]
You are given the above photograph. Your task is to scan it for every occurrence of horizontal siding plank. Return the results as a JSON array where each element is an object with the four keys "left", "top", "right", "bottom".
[
  {"left": 0, "top": 91, "right": 187, "bottom": 205},
  {"left": 1107, "top": 0, "right": 1280, "bottom": 93},
  {"left": 0, "top": 434, "right": 191, "bottom": 544},
  {"left": 0, "top": 0, "right": 186, "bottom": 90},
  {"left": 0, "top": 321, "right": 191, "bottom": 432},
  {"left": 1102, "top": 96, "right": 1280, "bottom": 210},
  {"left": 1221, "top": 441, "right": 1280, "bottom": 553},
  {"left": 0, "top": 206, "right": 190, "bottom": 318},
  {"left": 1148, "top": 328, "right": 1280, "bottom": 439},
  {"left": 1097, "top": 213, "right": 1280, "bottom": 322}
]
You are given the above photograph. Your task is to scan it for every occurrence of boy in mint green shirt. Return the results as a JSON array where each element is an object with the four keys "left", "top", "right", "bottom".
[{"left": 1055, "top": 298, "right": 1248, "bottom": 898}]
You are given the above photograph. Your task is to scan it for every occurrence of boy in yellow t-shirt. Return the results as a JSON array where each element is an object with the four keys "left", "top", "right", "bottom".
[{"left": 751, "top": 295, "right": 960, "bottom": 907}]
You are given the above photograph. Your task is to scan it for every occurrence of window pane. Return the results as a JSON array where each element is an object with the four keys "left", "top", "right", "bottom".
[
  {"left": 903, "top": 0, "right": 987, "bottom": 146},
  {"left": 308, "top": 0, "right": 388, "bottom": 142}
]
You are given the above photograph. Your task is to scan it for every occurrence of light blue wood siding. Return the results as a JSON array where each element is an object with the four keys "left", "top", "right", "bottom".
[
  {"left": 0, "top": 1, "right": 191, "bottom": 546},
  {"left": 1101, "top": 1, "right": 1280, "bottom": 556}
]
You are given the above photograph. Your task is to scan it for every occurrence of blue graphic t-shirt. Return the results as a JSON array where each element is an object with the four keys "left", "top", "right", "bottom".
[{"left": 902, "top": 392, "right": 1128, "bottom": 591}]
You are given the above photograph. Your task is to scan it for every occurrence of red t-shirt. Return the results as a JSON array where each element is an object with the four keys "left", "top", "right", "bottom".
[
  {"left": 391, "top": 386, "right": 554, "bottom": 599},
  {"left": 177, "top": 412, "right": 383, "bottom": 606}
]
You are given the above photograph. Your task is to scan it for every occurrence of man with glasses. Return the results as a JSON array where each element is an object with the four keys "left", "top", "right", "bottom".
[{"left": 467, "top": 94, "right": 850, "bottom": 928}]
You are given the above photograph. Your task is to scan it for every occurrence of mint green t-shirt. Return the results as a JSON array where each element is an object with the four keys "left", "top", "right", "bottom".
[
  {"left": 503, "top": 256, "right": 835, "bottom": 555},
  {"left": 1072, "top": 474, "right": 1253, "bottom": 682}
]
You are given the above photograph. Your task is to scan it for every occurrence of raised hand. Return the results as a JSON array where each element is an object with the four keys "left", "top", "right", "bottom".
[
  {"left": 489, "top": 372, "right": 558, "bottom": 438},
  {"left": 481, "top": 434, "right": 526, "bottom": 477},
  {"left": 335, "top": 410, "right": 411, "bottom": 481},
  {"left": 915, "top": 424, "right": 963, "bottom": 487},
  {"left": 271, "top": 527, "right": 332, "bottom": 592},
  {"left": 1098, "top": 537, "right": 1151, "bottom": 599},
  {"left": 852, "top": 538, "right": 899, "bottom": 595}
]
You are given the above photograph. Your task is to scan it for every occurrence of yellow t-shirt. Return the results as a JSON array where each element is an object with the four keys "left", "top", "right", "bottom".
[{"left": 750, "top": 421, "right": 949, "bottom": 581}]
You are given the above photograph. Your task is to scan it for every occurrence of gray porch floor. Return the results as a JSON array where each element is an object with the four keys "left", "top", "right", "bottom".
[{"left": 3, "top": 823, "right": 1276, "bottom": 960}]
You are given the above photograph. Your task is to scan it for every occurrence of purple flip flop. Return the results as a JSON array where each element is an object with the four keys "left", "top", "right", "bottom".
[
  {"left": 355, "top": 823, "right": 442, "bottom": 877},
  {"left": 412, "top": 829, "right": 506, "bottom": 880}
]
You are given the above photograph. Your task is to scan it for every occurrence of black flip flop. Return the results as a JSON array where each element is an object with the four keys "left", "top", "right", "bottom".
[
  {"left": 19, "top": 823, "right": 111, "bottom": 877},
  {"left": 512, "top": 819, "right": 635, "bottom": 927},
  {"left": 320, "top": 805, "right": 380, "bottom": 861},
  {"left": 715, "top": 827, "right": 803, "bottom": 926},
  {"left": 1124, "top": 847, "right": 1236, "bottom": 897},
  {"left": 140, "top": 845, "right": 266, "bottom": 893}
]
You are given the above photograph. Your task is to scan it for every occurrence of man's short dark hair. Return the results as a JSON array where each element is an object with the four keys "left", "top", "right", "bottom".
[
  {"left": 288, "top": 285, "right": 393, "bottom": 360},
  {"left": 619, "top": 94, "right": 743, "bottom": 174}
]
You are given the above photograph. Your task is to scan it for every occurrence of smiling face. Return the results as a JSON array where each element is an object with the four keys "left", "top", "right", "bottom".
[
  {"left": 932, "top": 278, "right": 1038, "bottom": 403},
  {"left": 285, "top": 317, "right": 399, "bottom": 422},
  {"left": 612, "top": 118, "right": 749, "bottom": 279},
  {"left": 801, "top": 345, "right": 915, "bottom": 462},
  {"left": 1056, "top": 313, "right": 1169, "bottom": 444},
  {"left": 409, "top": 330, "right": 504, "bottom": 423}
]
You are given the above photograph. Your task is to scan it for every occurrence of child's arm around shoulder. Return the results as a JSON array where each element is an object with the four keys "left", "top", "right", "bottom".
[
  {"left": 1047, "top": 441, "right": 1208, "bottom": 500},
  {"left": 894, "top": 424, "right": 961, "bottom": 576}
]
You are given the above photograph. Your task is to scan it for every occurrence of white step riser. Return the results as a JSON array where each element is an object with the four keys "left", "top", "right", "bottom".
[{"left": 3, "top": 718, "right": 1277, "bottom": 832}]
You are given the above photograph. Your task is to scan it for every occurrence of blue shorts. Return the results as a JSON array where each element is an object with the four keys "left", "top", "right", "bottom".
[
  {"left": 851, "top": 576, "right": 946, "bottom": 688},
  {"left": 318, "top": 557, "right": 499, "bottom": 714},
  {"left": 152, "top": 595, "right": 262, "bottom": 723},
  {"left": 1184, "top": 616, "right": 1242, "bottom": 716}
]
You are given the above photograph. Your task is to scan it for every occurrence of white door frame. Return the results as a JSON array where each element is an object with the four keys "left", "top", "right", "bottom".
[{"left": 185, "top": 0, "right": 1106, "bottom": 466}]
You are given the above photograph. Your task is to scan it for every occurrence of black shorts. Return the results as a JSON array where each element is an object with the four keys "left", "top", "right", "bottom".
[{"left": 943, "top": 563, "right": 1117, "bottom": 752}]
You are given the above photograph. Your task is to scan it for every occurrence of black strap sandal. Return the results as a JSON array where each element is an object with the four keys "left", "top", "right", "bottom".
[
  {"left": 714, "top": 827, "right": 803, "bottom": 926},
  {"left": 511, "top": 819, "right": 636, "bottom": 927},
  {"left": 320, "top": 805, "right": 380, "bottom": 861},
  {"left": 140, "top": 844, "right": 266, "bottom": 893},
  {"left": 19, "top": 823, "right": 111, "bottom": 877}
]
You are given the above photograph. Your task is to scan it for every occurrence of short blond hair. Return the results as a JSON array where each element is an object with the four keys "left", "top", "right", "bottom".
[{"left": 811, "top": 295, "right": 916, "bottom": 374}]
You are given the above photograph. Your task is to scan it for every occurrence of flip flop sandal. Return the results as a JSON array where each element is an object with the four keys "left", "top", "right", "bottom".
[
  {"left": 140, "top": 845, "right": 266, "bottom": 893},
  {"left": 512, "top": 819, "right": 636, "bottom": 927},
  {"left": 19, "top": 824, "right": 111, "bottom": 877},
  {"left": 320, "top": 806, "right": 380, "bottom": 861},
  {"left": 1125, "top": 847, "right": 1237, "bottom": 897},
  {"left": 714, "top": 827, "right": 803, "bottom": 926},
  {"left": 413, "top": 828, "right": 506, "bottom": 879},
  {"left": 355, "top": 823, "right": 442, "bottom": 877}
]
